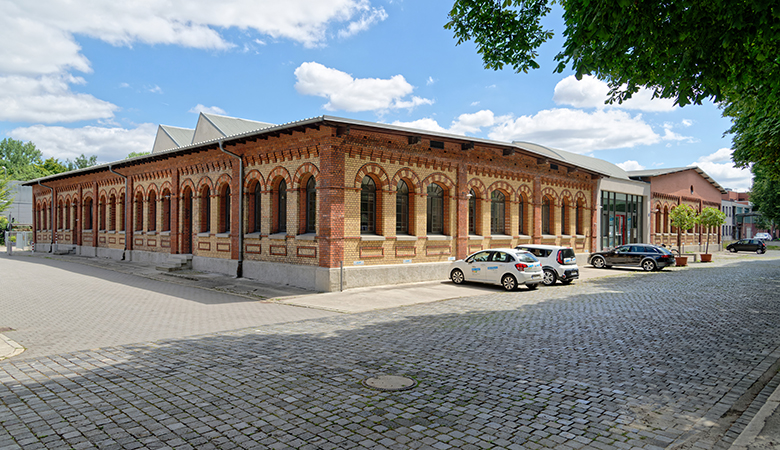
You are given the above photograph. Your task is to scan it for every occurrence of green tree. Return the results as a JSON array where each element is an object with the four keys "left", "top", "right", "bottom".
[
  {"left": 126, "top": 151, "right": 150, "bottom": 159},
  {"left": 39, "top": 158, "right": 69, "bottom": 176},
  {"left": 750, "top": 163, "right": 780, "bottom": 232},
  {"left": 668, "top": 204, "right": 697, "bottom": 254},
  {"left": 445, "top": 0, "right": 780, "bottom": 173},
  {"left": 0, "top": 175, "right": 12, "bottom": 215},
  {"left": 66, "top": 154, "right": 98, "bottom": 171},
  {"left": 0, "top": 138, "right": 46, "bottom": 180},
  {"left": 697, "top": 207, "right": 726, "bottom": 254}
]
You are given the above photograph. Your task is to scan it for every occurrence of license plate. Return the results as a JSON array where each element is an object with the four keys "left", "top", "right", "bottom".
[{"left": 531, "top": 275, "right": 541, "bottom": 279}]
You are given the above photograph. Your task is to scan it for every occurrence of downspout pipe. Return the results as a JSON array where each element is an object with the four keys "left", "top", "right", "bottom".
[
  {"left": 218, "top": 139, "right": 244, "bottom": 278},
  {"left": 38, "top": 181, "right": 55, "bottom": 252},
  {"left": 108, "top": 165, "right": 128, "bottom": 261}
]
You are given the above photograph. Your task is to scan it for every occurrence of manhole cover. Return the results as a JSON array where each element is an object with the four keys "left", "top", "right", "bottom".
[
  {"left": 362, "top": 375, "right": 417, "bottom": 391},
  {"left": 0, "top": 327, "right": 14, "bottom": 333}
]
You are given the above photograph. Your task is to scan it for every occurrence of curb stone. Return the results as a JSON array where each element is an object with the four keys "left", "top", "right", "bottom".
[{"left": 0, "top": 333, "right": 25, "bottom": 360}]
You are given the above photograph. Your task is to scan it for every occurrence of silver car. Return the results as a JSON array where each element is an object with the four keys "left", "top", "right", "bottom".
[
  {"left": 449, "top": 248, "right": 543, "bottom": 291},
  {"left": 515, "top": 244, "right": 579, "bottom": 286}
]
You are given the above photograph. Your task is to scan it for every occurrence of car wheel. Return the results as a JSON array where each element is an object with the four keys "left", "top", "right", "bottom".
[
  {"left": 561, "top": 279, "right": 573, "bottom": 285},
  {"left": 758, "top": 248, "right": 766, "bottom": 254},
  {"left": 501, "top": 274, "right": 517, "bottom": 291},
  {"left": 527, "top": 283, "right": 538, "bottom": 290},
  {"left": 592, "top": 256, "right": 606, "bottom": 268},
  {"left": 729, "top": 247, "right": 737, "bottom": 253},
  {"left": 450, "top": 269, "right": 465, "bottom": 284},
  {"left": 542, "top": 269, "right": 557, "bottom": 286},
  {"left": 641, "top": 259, "right": 657, "bottom": 271}
]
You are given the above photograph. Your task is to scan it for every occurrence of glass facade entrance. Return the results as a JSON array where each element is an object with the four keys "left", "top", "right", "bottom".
[{"left": 601, "top": 191, "right": 643, "bottom": 249}]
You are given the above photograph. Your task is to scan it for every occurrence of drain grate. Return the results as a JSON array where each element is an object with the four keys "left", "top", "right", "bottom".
[
  {"left": 362, "top": 375, "right": 417, "bottom": 391},
  {"left": 0, "top": 327, "right": 15, "bottom": 333}
]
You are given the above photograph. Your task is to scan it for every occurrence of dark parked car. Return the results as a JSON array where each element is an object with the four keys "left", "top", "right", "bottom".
[
  {"left": 588, "top": 244, "right": 676, "bottom": 271},
  {"left": 726, "top": 239, "right": 767, "bottom": 254}
]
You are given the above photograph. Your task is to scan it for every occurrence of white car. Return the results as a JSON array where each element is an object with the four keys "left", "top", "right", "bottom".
[
  {"left": 449, "top": 248, "right": 543, "bottom": 291},
  {"left": 755, "top": 233, "right": 772, "bottom": 241},
  {"left": 515, "top": 244, "right": 579, "bottom": 286}
]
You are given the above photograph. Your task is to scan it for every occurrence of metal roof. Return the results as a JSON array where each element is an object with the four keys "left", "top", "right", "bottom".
[
  {"left": 161, "top": 125, "right": 195, "bottom": 147},
  {"left": 24, "top": 115, "right": 619, "bottom": 185},
  {"left": 627, "top": 166, "right": 727, "bottom": 194}
]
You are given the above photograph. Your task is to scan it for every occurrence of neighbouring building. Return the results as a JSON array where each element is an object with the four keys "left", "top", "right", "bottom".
[
  {"left": 721, "top": 190, "right": 751, "bottom": 241},
  {"left": 1, "top": 181, "right": 33, "bottom": 226},
  {"left": 628, "top": 167, "right": 727, "bottom": 252}
]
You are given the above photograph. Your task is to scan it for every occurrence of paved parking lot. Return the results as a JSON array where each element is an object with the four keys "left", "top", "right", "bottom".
[{"left": 1, "top": 252, "right": 780, "bottom": 449}]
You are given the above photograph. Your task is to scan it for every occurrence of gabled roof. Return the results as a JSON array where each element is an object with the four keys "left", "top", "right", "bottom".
[
  {"left": 151, "top": 125, "right": 195, "bottom": 154},
  {"left": 191, "top": 113, "right": 275, "bottom": 145},
  {"left": 628, "top": 166, "right": 727, "bottom": 194}
]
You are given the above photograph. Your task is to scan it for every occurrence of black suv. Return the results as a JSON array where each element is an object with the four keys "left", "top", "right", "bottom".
[{"left": 726, "top": 239, "right": 767, "bottom": 254}]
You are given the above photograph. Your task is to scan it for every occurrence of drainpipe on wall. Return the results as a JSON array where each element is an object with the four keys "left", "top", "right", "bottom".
[
  {"left": 108, "top": 165, "right": 128, "bottom": 261},
  {"left": 218, "top": 139, "right": 244, "bottom": 278},
  {"left": 38, "top": 181, "right": 55, "bottom": 253}
]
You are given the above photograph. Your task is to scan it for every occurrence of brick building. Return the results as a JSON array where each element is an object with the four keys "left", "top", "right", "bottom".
[
  {"left": 27, "top": 114, "right": 627, "bottom": 291},
  {"left": 628, "top": 167, "right": 727, "bottom": 252}
]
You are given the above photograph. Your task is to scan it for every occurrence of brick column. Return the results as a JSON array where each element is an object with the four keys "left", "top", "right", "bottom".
[
  {"left": 590, "top": 179, "right": 598, "bottom": 251},
  {"left": 455, "top": 163, "right": 468, "bottom": 259},
  {"left": 171, "top": 170, "right": 179, "bottom": 254},
  {"left": 126, "top": 176, "right": 134, "bottom": 253},
  {"left": 76, "top": 185, "right": 82, "bottom": 247},
  {"left": 318, "top": 142, "right": 345, "bottom": 268},
  {"left": 533, "top": 175, "right": 542, "bottom": 244},
  {"left": 92, "top": 182, "right": 99, "bottom": 248},
  {"left": 231, "top": 162, "right": 241, "bottom": 260}
]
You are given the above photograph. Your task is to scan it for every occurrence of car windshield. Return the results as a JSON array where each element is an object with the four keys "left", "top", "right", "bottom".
[
  {"left": 515, "top": 253, "right": 538, "bottom": 263},
  {"left": 560, "top": 248, "right": 575, "bottom": 258},
  {"left": 656, "top": 247, "right": 672, "bottom": 255}
]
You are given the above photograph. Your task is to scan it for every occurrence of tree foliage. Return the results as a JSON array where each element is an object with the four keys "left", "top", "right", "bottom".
[
  {"left": 0, "top": 138, "right": 98, "bottom": 181},
  {"left": 668, "top": 204, "right": 697, "bottom": 253},
  {"left": 126, "top": 151, "right": 150, "bottom": 159},
  {"left": 750, "top": 163, "right": 780, "bottom": 229},
  {"left": 0, "top": 174, "right": 12, "bottom": 215},
  {"left": 445, "top": 0, "right": 780, "bottom": 174},
  {"left": 697, "top": 206, "right": 726, "bottom": 254}
]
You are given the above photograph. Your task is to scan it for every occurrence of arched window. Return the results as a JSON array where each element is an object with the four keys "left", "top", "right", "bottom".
[
  {"left": 118, "top": 194, "right": 125, "bottom": 231},
  {"left": 253, "top": 182, "right": 262, "bottom": 233},
  {"left": 200, "top": 186, "right": 211, "bottom": 233},
  {"left": 276, "top": 179, "right": 287, "bottom": 233},
  {"left": 148, "top": 191, "right": 157, "bottom": 232},
  {"left": 65, "top": 200, "right": 71, "bottom": 231},
  {"left": 663, "top": 205, "right": 669, "bottom": 233},
  {"left": 519, "top": 194, "right": 527, "bottom": 235},
  {"left": 490, "top": 191, "right": 505, "bottom": 235},
  {"left": 427, "top": 183, "right": 444, "bottom": 234},
  {"left": 360, "top": 176, "right": 376, "bottom": 234},
  {"left": 84, "top": 197, "right": 93, "bottom": 230},
  {"left": 560, "top": 199, "right": 569, "bottom": 235},
  {"left": 655, "top": 204, "right": 662, "bottom": 235},
  {"left": 99, "top": 196, "right": 106, "bottom": 231},
  {"left": 468, "top": 189, "right": 477, "bottom": 235},
  {"left": 134, "top": 192, "right": 144, "bottom": 231},
  {"left": 58, "top": 200, "right": 64, "bottom": 231},
  {"left": 219, "top": 185, "right": 230, "bottom": 233},
  {"left": 542, "top": 196, "right": 552, "bottom": 235},
  {"left": 108, "top": 195, "right": 116, "bottom": 231},
  {"left": 161, "top": 190, "right": 171, "bottom": 232},
  {"left": 396, "top": 180, "right": 409, "bottom": 234},
  {"left": 305, "top": 177, "right": 316, "bottom": 234},
  {"left": 576, "top": 200, "right": 584, "bottom": 235}
]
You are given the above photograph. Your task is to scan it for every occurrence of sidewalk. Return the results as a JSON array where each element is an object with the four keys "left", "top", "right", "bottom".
[{"left": 0, "top": 332, "right": 24, "bottom": 360}]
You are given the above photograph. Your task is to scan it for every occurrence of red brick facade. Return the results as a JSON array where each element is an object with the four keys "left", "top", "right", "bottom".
[{"left": 30, "top": 118, "right": 602, "bottom": 285}]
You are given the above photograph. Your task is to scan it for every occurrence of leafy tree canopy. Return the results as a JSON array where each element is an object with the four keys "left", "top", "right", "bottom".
[
  {"left": 750, "top": 163, "right": 780, "bottom": 228},
  {"left": 445, "top": 0, "right": 780, "bottom": 174},
  {"left": 0, "top": 138, "right": 99, "bottom": 181},
  {"left": 126, "top": 151, "right": 150, "bottom": 159}
]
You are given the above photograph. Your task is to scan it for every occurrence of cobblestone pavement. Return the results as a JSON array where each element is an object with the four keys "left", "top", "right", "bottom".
[
  {"left": 2, "top": 256, "right": 780, "bottom": 449},
  {"left": 0, "top": 255, "right": 336, "bottom": 360}
]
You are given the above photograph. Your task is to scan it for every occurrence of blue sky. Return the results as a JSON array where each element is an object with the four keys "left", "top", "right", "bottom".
[{"left": 0, "top": 1, "right": 750, "bottom": 190}]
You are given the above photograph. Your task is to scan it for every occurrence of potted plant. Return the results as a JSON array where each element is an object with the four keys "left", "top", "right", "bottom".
[
  {"left": 697, "top": 206, "right": 726, "bottom": 262},
  {"left": 668, "top": 204, "right": 697, "bottom": 266}
]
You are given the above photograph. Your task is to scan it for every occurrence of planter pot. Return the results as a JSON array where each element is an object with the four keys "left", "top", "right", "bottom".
[
  {"left": 675, "top": 256, "right": 688, "bottom": 266},
  {"left": 700, "top": 254, "right": 712, "bottom": 262}
]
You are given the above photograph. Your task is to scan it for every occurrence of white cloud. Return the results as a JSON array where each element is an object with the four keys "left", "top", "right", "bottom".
[
  {"left": 0, "top": 0, "right": 385, "bottom": 122},
  {"left": 337, "top": 6, "right": 388, "bottom": 39},
  {"left": 660, "top": 123, "right": 697, "bottom": 143},
  {"left": 10, "top": 124, "right": 157, "bottom": 163},
  {"left": 427, "top": 77, "right": 436, "bottom": 86},
  {"left": 488, "top": 108, "right": 660, "bottom": 153},
  {"left": 392, "top": 110, "right": 508, "bottom": 136},
  {"left": 681, "top": 119, "right": 693, "bottom": 127},
  {"left": 553, "top": 75, "right": 677, "bottom": 112},
  {"left": 189, "top": 104, "right": 227, "bottom": 115},
  {"left": 294, "top": 62, "right": 433, "bottom": 112},
  {"left": 692, "top": 148, "right": 752, "bottom": 190},
  {"left": 148, "top": 85, "right": 163, "bottom": 94},
  {"left": 0, "top": 74, "right": 117, "bottom": 123},
  {"left": 616, "top": 160, "right": 646, "bottom": 171}
]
